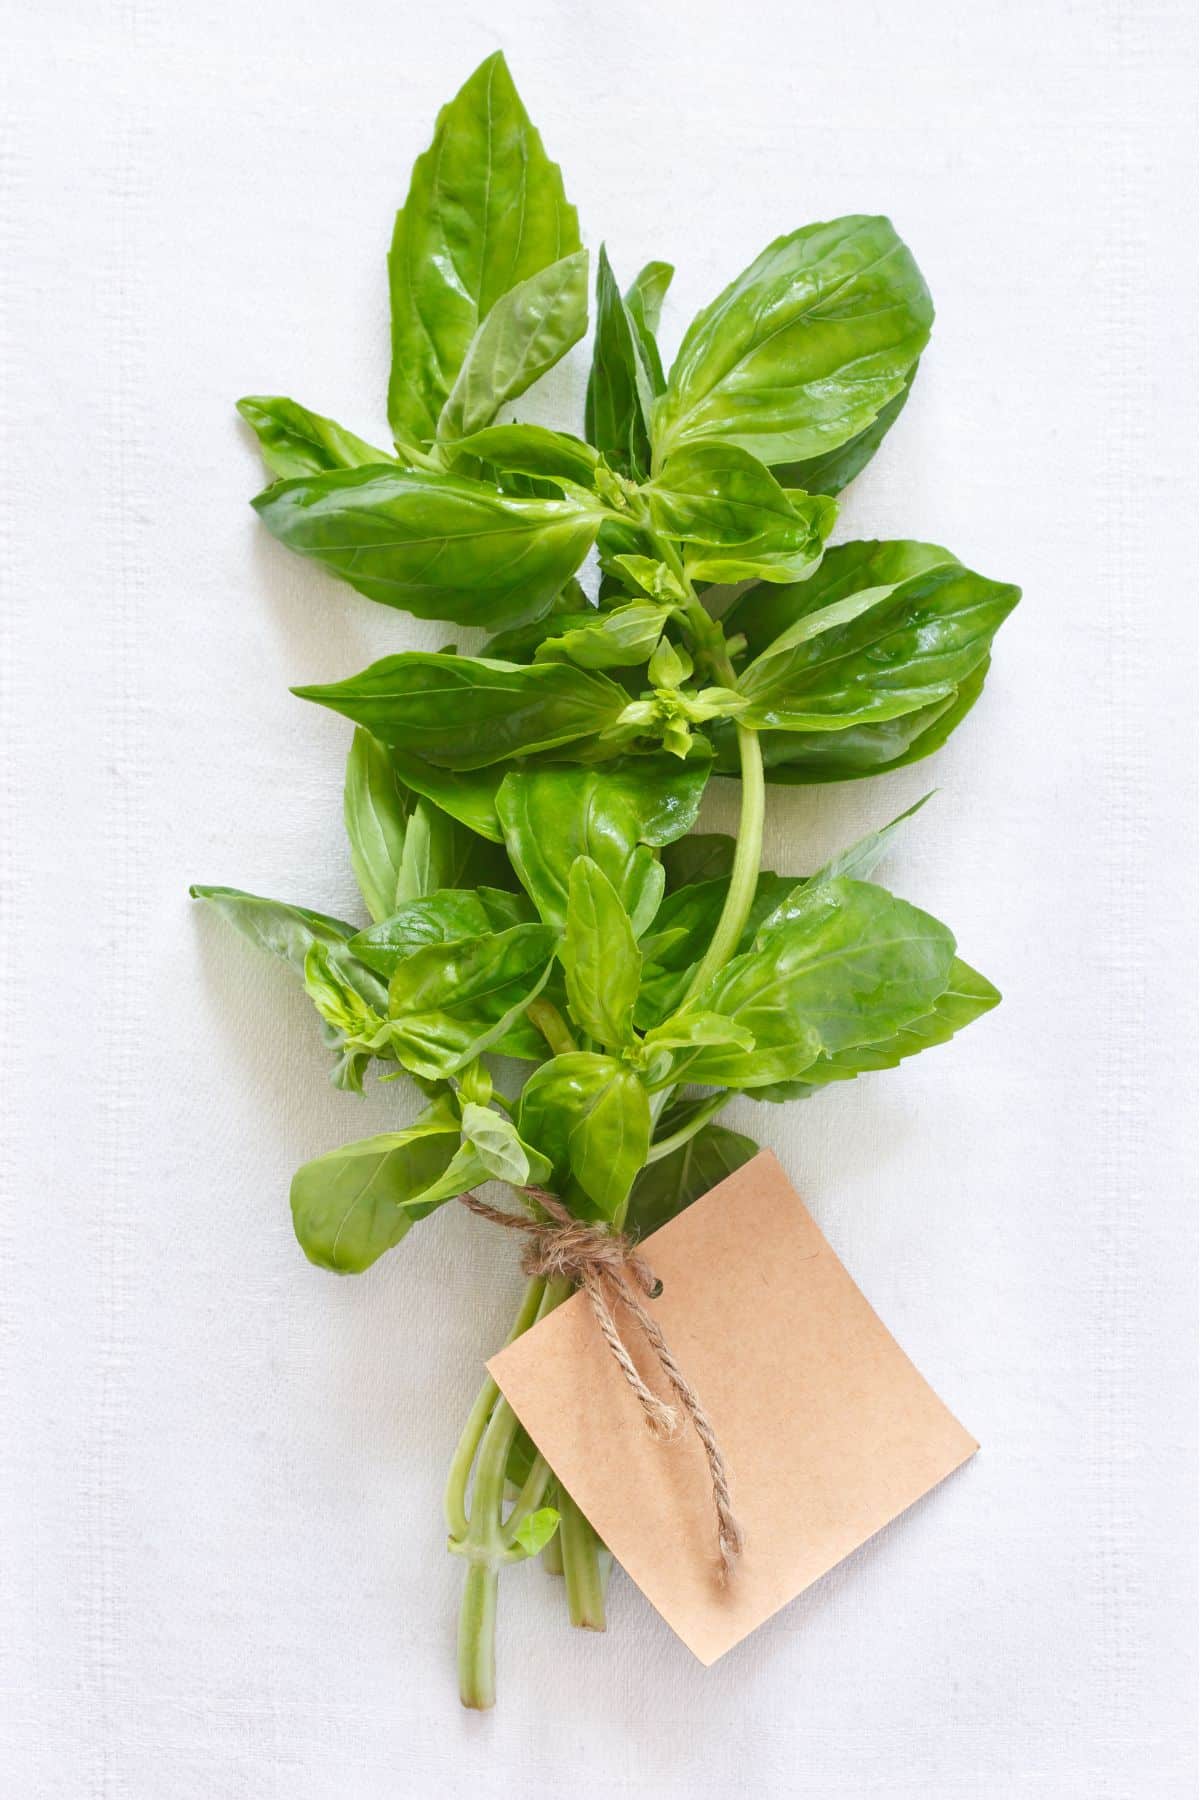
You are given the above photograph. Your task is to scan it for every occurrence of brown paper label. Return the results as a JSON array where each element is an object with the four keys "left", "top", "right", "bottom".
[{"left": 489, "top": 1150, "right": 977, "bottom": 1665}]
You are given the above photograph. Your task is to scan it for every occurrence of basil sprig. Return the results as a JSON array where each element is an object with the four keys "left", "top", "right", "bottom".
[{"left": 199, "top": 51, "right": 1018, "bottom": 1710}]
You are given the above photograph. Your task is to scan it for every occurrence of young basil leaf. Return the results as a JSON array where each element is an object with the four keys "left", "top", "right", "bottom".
[
  {"left": 343, "top": 729, "right": 412, "bottom": 923},
  {"left": 735, "top": 556, "right": 1019, "bottom": 731},
  {"left": 446, "top": 424, "right": 601, "bottom": 489},
  {"left": 387, "top": 52, "right": 580, "bottom": 446},
  {"left": 682, "top": 876, "right": 957, "bottom": 1087},
  {"left": 189, "top": 884, "right": 360, "bottom": 978},
  {"left": 623, "top": 261, "right": 673, "bottom": 394},
  {"left": 534, "top": 600, "right": 674, "bottom": 669},
  {"left": 754, "top": 795, "right": 933, "bottom": 937},
  {"left": 723, "top": 539, "right": 963, "bottom": 655},
  {"left": 303, "top": 943, "right": 386, "bottom": 1039},
  {"left": 496, "top": 758, "right": 709, "bottom": 933},
  {"left": 383, "top": 751, "right": 506, "bottom": 842},
  {"left": 395, "top": 798, "right": 514, "bottom": 901},
  {"left": 585, "top": 246, "right": 656, "bottom": 479},
  {"left": 252, "top": 466, "right": 602, "bottom": 631},
  {"left": 350, "top": 888, "right": 533, "bottom": 978},
  {"left": 290, "top": 1096, "right": 474, "bottom": 1272},
  {"left": 510, "top": 1506, "right": 561, "bottom": 1559},
  {"left": 436, "top": 250, "right": 590, "bottom": 440},
  {"left": 654, "top": 215, "right": 932, "bottom": 466},
  {"left": 561, "top": 858, "right": 641, "bottom": 1048},
  {"left": 683, "top": 501, "right": 838, "bottom": 586},
  {"left": 459, "top": 1100, "right": 553, "bottom": 1187},
  {"left": 764, "top": 957, "right": 1001, "bottom": 1095},
  {"left": 769, "top": 365, "right": 917, "bottom": 497},
  {"left": 294, "top": 654, "right": 629, "bottom": 770},
  {"left": 608, "top": 555, "right": 688, "bottom": 603},
  {"left": 383, "top": 923, "right": 558, "bottom": 1078},
  {"left": 516, "top": 1052, "right": 650, "bottom": 1220},
  {"left": 649, "top": 441, "right": 832, "bottom": 548},
  {"left": 625, "top": 1119, "right": 758, "bottom": 1238},
  {"left": 237, "top": 397, "right": 393, "bottom": 481}
]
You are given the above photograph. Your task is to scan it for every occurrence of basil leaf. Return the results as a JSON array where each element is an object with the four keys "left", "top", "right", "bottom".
[
  {"left": 650, "top": 441, "right": 831, "bottom": 548},
  {"left": 351, "top": 889, "right": 533, "bottom": 978},
  {"left": 534, "top": 600, "right": 673, "bottom": 669},
  {"left": 387, "top": 52, "right": 580, "bottom": 446},
  {"left": 660, "top": 833, "right": 737, "bottom": 889},
  {"left": 683, "top": 876, "right": 957, "bottom": 1087},
  {"left": 383, "top": 923, "right": 558, "bottom": 1077},
  {"left": 343, "top": 729, "right": 412, "bottom": 923},
  {"left": 290, "top": 1097, "right": 472, "bottom": 1272},
  {"left": 724, "top": 539, "right": 966, "bottom": 654},
  {"left": 759, "top": 957, "right": 1000, "bottom": 1096},
  {"left": 381, "top": 751, "right": 506, "bottom": 843},
  {"left": 624, "top": 261, "right": 673, "bottom": 393},
  {"left": 561, "top": 858, "right": 641, "bottom": 1048},
  {"left": 585, "top": 246, "right": 655, "bottom": 479},
  {"left": 755, "top": 795, "right": 932, "bottom": 936},
  {"left": 510, "top": 1507, "right": 561, "bottom": 1559},
  {"left": 237, "top": 397, "right": 393, "bottom": 480},
  {"left": 252, "top": 466, "right": 601, "bottom": 631},
  {"left": 294, "top": 654, "right": 629, "bottom": 770},
  {"left": 189, "top": 884, "right": 359, "bottom": 977},
  {"left": 736, "top": 554, "right": 1018, "bottom": 730},
  {"left": 517, "top": 1052, "right": 651, "bottom": 1219},
  {"left": 654, "top": 215, "right": 933, "bottom": 466},
  {"left": 437, "top": 249, "right": 589, "bottom": 440},
  {"left": 447, "top": 424, "right": 600, "bottom": 489},
  {"left": 626, "top": 1119, "right": 758, "bottom": 1238},
  {"left": 459, "top": 1101, "right": 552, "bottom": 1187},
  {"left": 394, "top": 798, "right": 514, "bottom": 900},
  {"left": 769, "top": 365, "right": 917, "bottom": 496},
  {"left": 496, "top": 757, "right": 709, "bottom": 933}
]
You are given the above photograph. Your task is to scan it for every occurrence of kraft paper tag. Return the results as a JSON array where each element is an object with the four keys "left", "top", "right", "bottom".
[{"left": 489, "top": 1150, "right": 977, "bottom": 1665}]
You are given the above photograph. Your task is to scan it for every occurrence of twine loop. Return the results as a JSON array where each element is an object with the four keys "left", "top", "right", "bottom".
[{"left": 459, "top": 1186, "right": 744, "bottom": 1578}]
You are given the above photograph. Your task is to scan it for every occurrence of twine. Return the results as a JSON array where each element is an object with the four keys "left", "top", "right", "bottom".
[{"left": 459, "top": 1185, "right": 744, "bottom": 1578}]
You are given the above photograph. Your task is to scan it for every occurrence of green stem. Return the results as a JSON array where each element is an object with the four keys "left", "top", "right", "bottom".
[
  {"left": 683, "top": 719, "right": 765, "bottom": 1000},
  {"left": 444, "top": 1275, "right": 544, "bottom": 1541},
  {"left": 645, "top": 1091, "right": 732, "bottom": 1162},
  {"left": 457, "top": 1561, "right": 499, "bottom": 1710},
  {"left": 559, "top": 1488, "right": 608, "bottom": 1630}
]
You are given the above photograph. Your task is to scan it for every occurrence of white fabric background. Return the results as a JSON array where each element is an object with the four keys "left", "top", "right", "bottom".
[{"left": 1, "top": 2, "right": 1195, "bottom": 1794}]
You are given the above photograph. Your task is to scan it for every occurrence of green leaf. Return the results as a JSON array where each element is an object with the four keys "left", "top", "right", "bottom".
[
  {"left": 350, "top": 888, "right": 532, "bottom": 977},
  {"left": 189, "top": 884, "right": 359, "bottom": 978},
  {"left": 626, "top": 1119, "right": 758, "bottom": 1238},
  {"left": 511, "top": 1506, "right": 561, "bottom": 1558},
  {"left": 496, "top": 757, "right": 709, "bottom": 933},
  {"left": 750, "top": 958, "right": 1000, "bottom": 1097},
  {"left": 735, "top": 545, "right": 1019, "bottom": 731},
  {"left": 585, "top": 246, "right": 655, "bottom": 479},
  {"left": 289, "top": 1096, "right": 472, "bottom": 1272},
  {"left": 624, "top": 261, "right": 673, "bottom": 393},
  {"left": 437, "top": 249, "right": 589, "bottom": 440},
  {"left": 459, "top": 1100, "right": 552, "bottom": 1187},
  {"left": 343, "top": 729, "right": 412, "bottom": 923},
  {"left": 387, "top": 52, "right": 580, "bottom": 446},
  {"left": 383, "top": 923, "right": 558, "bottom": 1078},
  {"left": 294, "top": 654, "right": 629, "bottom": 770},
  {"left": 252, "top": 465, "right": 601, "bottom": 631},
  {"left": 755, "top": 795, "right": 932, "bottom": 937},
  {"left": 724, "top": 539, "right": 957, "bottom": 657},
  {"left": 394, "top": 798, "right": 513, "bottom": 901},
  {"left": 769, "top": 365, "right": 917, "bottom": 496},
  {"left": 517, "top": 1052, "right": 650, "bottom": 1219},
  {"left": 682, "top": 876, "right": 957, "bottom": 1087},
  {"left": 654, "top": 215, "right": 933, "bottom": 466},
  {"left": 236, "top": 397, "right": 393, "bottom": 480},
  {"left": 561, "top": 858, "right": 641, "bottom": 1048},
  {"left": 660, "top": 833, "right": 737, "bottom": 889},
  {"left": 534, "top": 600, "right": 674, "bottom": 669},
  {"left": 382, "top": 752, "right": 506, "bottom": 842},
  {"left": 446, "top": 424, "right": 601, "bottom": 489},
  {"left": 649, "top": 441, "right": 834, "bottom": 550}
]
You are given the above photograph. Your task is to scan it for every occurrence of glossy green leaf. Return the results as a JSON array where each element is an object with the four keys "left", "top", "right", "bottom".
[
  {"left": 624, "top": 261, "right": 673, "bottom": 393},
  {"left": 725, "top": 540, "right": 968, "bottom": 654},
  {"left": 459, "top": 1100, "right": 552, "bottom": 1187},
  {"left": 649, "top": 441, "right": 833, "bottom": 550},
  {"left": 496, "top": 758, "right": 709, "bottom": 933},
  {"left": 517, "top": 1052, "right": 651, "bottom": 1219},
  {"left": 383, "top": 923, "right": 558, "bottom": 1077},
  {"left": 350, "top": 888, "right": 532, "bottom": 977},
  {"left": 626, "top": 1118, "right": 758, "bottom": 1237},
  {"left": 437, "top": 250, "right": 589, "bottom": 440},
  {"left": 294, "top": 654, "right": 629, "bottom": 770},
  {"left": 660, "top": 833, "right": 737, "bottom": 889},
  {"left": 654, "top": 215, "right": 933, "bottom": 466},
  {"left": 561, "top": 858, "right": 641, "bottom": 1048},
  {"left": 534, "top": 600, "right": 674, "bottom": 669},
  {"left": 343, "top": 729, "right": 412, "bottom": 922},
  {"left": 382, "top": 752, "right": 506, "bottom": 842},
  {"left": 189, "top": 884, "right": 359, "bottom": 978},
  {"left": 682, "top": 876, "right": 957, "bottom": 1087},
  {"left": 387, "top": 53, "right": 580, "bottom": 445},
  {"left": 769, "top": 365, "right": 916, "bottom": 496},
  {"left": 237, "top": 397, "right": 393, "bottom": 480},
  {"left": 511, "top": 1506, "right": 561, "bottom": 1558},
  {"left": 751, "top": 958, "right": 1000, "bottom": 1096},
  {"left": 394, "top": 798, "right": 513, "bottom": 901},
  {"left": 290, "top": 1096, "right": 473, "bottom": 1272},
  {"left": 585, "top": 246, "right": 655, "bottom": 479},
  {"left": 754, "top": 795, "right": 932, "bottom": 938},
  {"left": 447, "top": 424, "right": 600, "bottom": 488},
  {"left": 735, "top": 547, "right": 1018, "bottom": 731},
  {"left": 252, "top": 465, "right": 601, "bottom": 631}
]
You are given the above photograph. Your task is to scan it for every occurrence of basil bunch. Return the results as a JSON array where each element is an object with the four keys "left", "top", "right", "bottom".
[{"left": 193, "top": 52, "right": 1018, "bottom": 1708}]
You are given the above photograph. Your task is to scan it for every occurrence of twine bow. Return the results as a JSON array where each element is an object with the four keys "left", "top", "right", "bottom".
[{"left": 459, "top": 1186, "right": 744, "bottom": 1578}]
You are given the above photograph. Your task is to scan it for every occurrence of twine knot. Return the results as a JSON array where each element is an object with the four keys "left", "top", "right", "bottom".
[{"left": 459, "top": 1186, "right": 744, "bottom": 1578}]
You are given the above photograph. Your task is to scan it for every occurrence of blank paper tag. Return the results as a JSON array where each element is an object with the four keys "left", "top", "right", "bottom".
[{"left": 489, "top": 1150, "right": 977, "bottom": 1665}]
